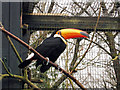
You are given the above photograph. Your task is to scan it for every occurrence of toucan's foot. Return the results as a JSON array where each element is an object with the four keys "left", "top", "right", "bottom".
[{"left": 45, "top": 57, "right": 49, "bottom": 65}]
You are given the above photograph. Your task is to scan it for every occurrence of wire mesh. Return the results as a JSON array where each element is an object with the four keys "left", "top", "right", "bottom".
[{"left": 25, "top": 0, "right": 120, "bottom": 89}]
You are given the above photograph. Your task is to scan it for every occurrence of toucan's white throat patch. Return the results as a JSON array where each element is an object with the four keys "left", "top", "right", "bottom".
[{"left": 54, "top": 34, "right": 67, "bottom": 45}]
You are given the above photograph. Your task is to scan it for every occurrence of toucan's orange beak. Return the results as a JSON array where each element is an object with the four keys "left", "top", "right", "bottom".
[{"left": 56, "top": 28, "right": 89, "bottom": 39}]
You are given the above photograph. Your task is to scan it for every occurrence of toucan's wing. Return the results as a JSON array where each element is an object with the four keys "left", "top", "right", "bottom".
[
  {"left": 35, "top": 37, "right": 66, "bottom": 67},
  {"left": 18, "top": 59, "right": 33, "bottom": 68},
  {"left": 35, "top": 37, "right": 63, "bottom": 58},
  {"left": 36, "top": 37, "right": 66, "bottom": 73}
]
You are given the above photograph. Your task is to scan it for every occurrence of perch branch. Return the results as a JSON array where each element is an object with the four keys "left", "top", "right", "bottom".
[{"left": 0, "top": 24, "right": 86, "bottom": 89}]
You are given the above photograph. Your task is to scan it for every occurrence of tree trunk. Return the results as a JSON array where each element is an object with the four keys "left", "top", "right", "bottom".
[{"left": 105, "top": 32, "right": 120, "bottom": 89}]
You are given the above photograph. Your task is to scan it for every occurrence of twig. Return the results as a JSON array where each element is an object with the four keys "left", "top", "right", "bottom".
[
  {"left": 31, "top": 79, "right": 43, "bottom": 83},
  {"left": 73, "top": 1, "right": 92, "bottom": 16},
  {"left": 0, "top": 74, "right": 39, "bottom": 89},
  {"left": 113, "top": 32, "right": 118, "bottom": 38},
  {"left": 75, "top": 51, "right": 101, "bottom": 71},
  {"left": 97, "top": 32, "right": 109, "bottom": 46},
  {"left": 68, "top": 78, "right": 75, "bottom": 89},
  {"left": 86, "top": 38, "right": 111, "bottom": 56},
  {"left": 55, "top": 3, "right": 74, "bottom": 15},
  {"left": 6, "top": 36, "right": 23, "bottom": 63},
  {"left": 1, "top": 35, "right": 39, "bottom": 89},
  {"left": 60, "top": 7, "right": 67, "bottom": 13},
  {"left": 35, "top": 6, "right": 43, "bottom": 13},
  {"left": 0, "top": 58, "right": 13, "bottom": 76},
  {"left": 0, "top": 23, "right": 86, "bottom": 89},
  {"left": 90, "top": 5, "right": 97, "bottom": 16}
]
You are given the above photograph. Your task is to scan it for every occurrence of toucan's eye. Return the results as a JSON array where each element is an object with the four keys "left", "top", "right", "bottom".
[{"left": 57, "top": 31, "right": 61, "bottom": 35}]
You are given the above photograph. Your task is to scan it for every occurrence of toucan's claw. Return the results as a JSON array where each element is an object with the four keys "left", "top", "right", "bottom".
[{"left": 46, "top": 57, "right": 49, "bottom": 65}]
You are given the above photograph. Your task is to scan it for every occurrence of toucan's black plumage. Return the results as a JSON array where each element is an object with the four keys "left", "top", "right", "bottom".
[
  {"left": 18, "top": 30, "right": 66, "bottom": 73},
  {"left": 18, "top": 28, "right": 89, "bottom": 73},
  {"left": 34, "top": 35, "right": 66, "bottom": 72}
]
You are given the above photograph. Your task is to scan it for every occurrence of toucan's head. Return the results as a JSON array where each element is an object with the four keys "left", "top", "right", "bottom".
[{"left": 54, "top": 28, "right": 89, "bottom": 39}]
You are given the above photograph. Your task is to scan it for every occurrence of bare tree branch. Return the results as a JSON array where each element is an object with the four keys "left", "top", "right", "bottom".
[
  {"left": 97, "top": 32, "right": 109, "bottom": 46},
  {"left": 86, "top": 38, "right": 111, "bottom": 56},
  {"left": 90, "top": 5, "right": 97, "bottom": 16},
  {"left": 100, "top": 2, "right": 108, "bottom": 15},
  {"left": 48, "top": 2, "right": 55, "bottom": 13},
  {"left": 60, "top": 7, "right": 67, "bottom": 13},
  {"left": 35, "top": 5, "right": 43, "bottom": 13},
  {"left": 55, "top": 3, "right": 74, "bottom": 15},
  {"left": 73, "top": 1, "right": 92, "bottom": 16}
]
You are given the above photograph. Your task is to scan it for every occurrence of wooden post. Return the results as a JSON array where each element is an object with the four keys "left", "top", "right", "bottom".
[
  {"left": 0, "top": 1, "right": 2, "bottom": 90},
  {"left": 2, "top": 2, "right": 22, "bottom": 89}
]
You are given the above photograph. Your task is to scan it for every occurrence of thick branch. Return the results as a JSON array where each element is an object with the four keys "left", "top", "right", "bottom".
[
  {"left": 105, "top": 32, "right": 120, "bottom": 89},
  {"left": 70, "top": 39, "right": 81, "bottom": 71}
]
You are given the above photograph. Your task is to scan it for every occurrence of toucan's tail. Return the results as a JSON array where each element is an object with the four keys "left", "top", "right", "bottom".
[
  {"left": 18, "top": 53, "right": 34, "bottom": 68},
  {"left": 18, "top": 59, "right": 33, "bottom": 68}
]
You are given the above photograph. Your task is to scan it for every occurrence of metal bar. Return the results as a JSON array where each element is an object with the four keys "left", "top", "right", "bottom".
[{"left": 23, "top": 13, "right": 120, "bottom": 31}]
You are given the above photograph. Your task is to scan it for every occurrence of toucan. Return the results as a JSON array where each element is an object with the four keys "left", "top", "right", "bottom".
[{"left": 18, "top": 28, "right": 89, "bottom": 73}]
